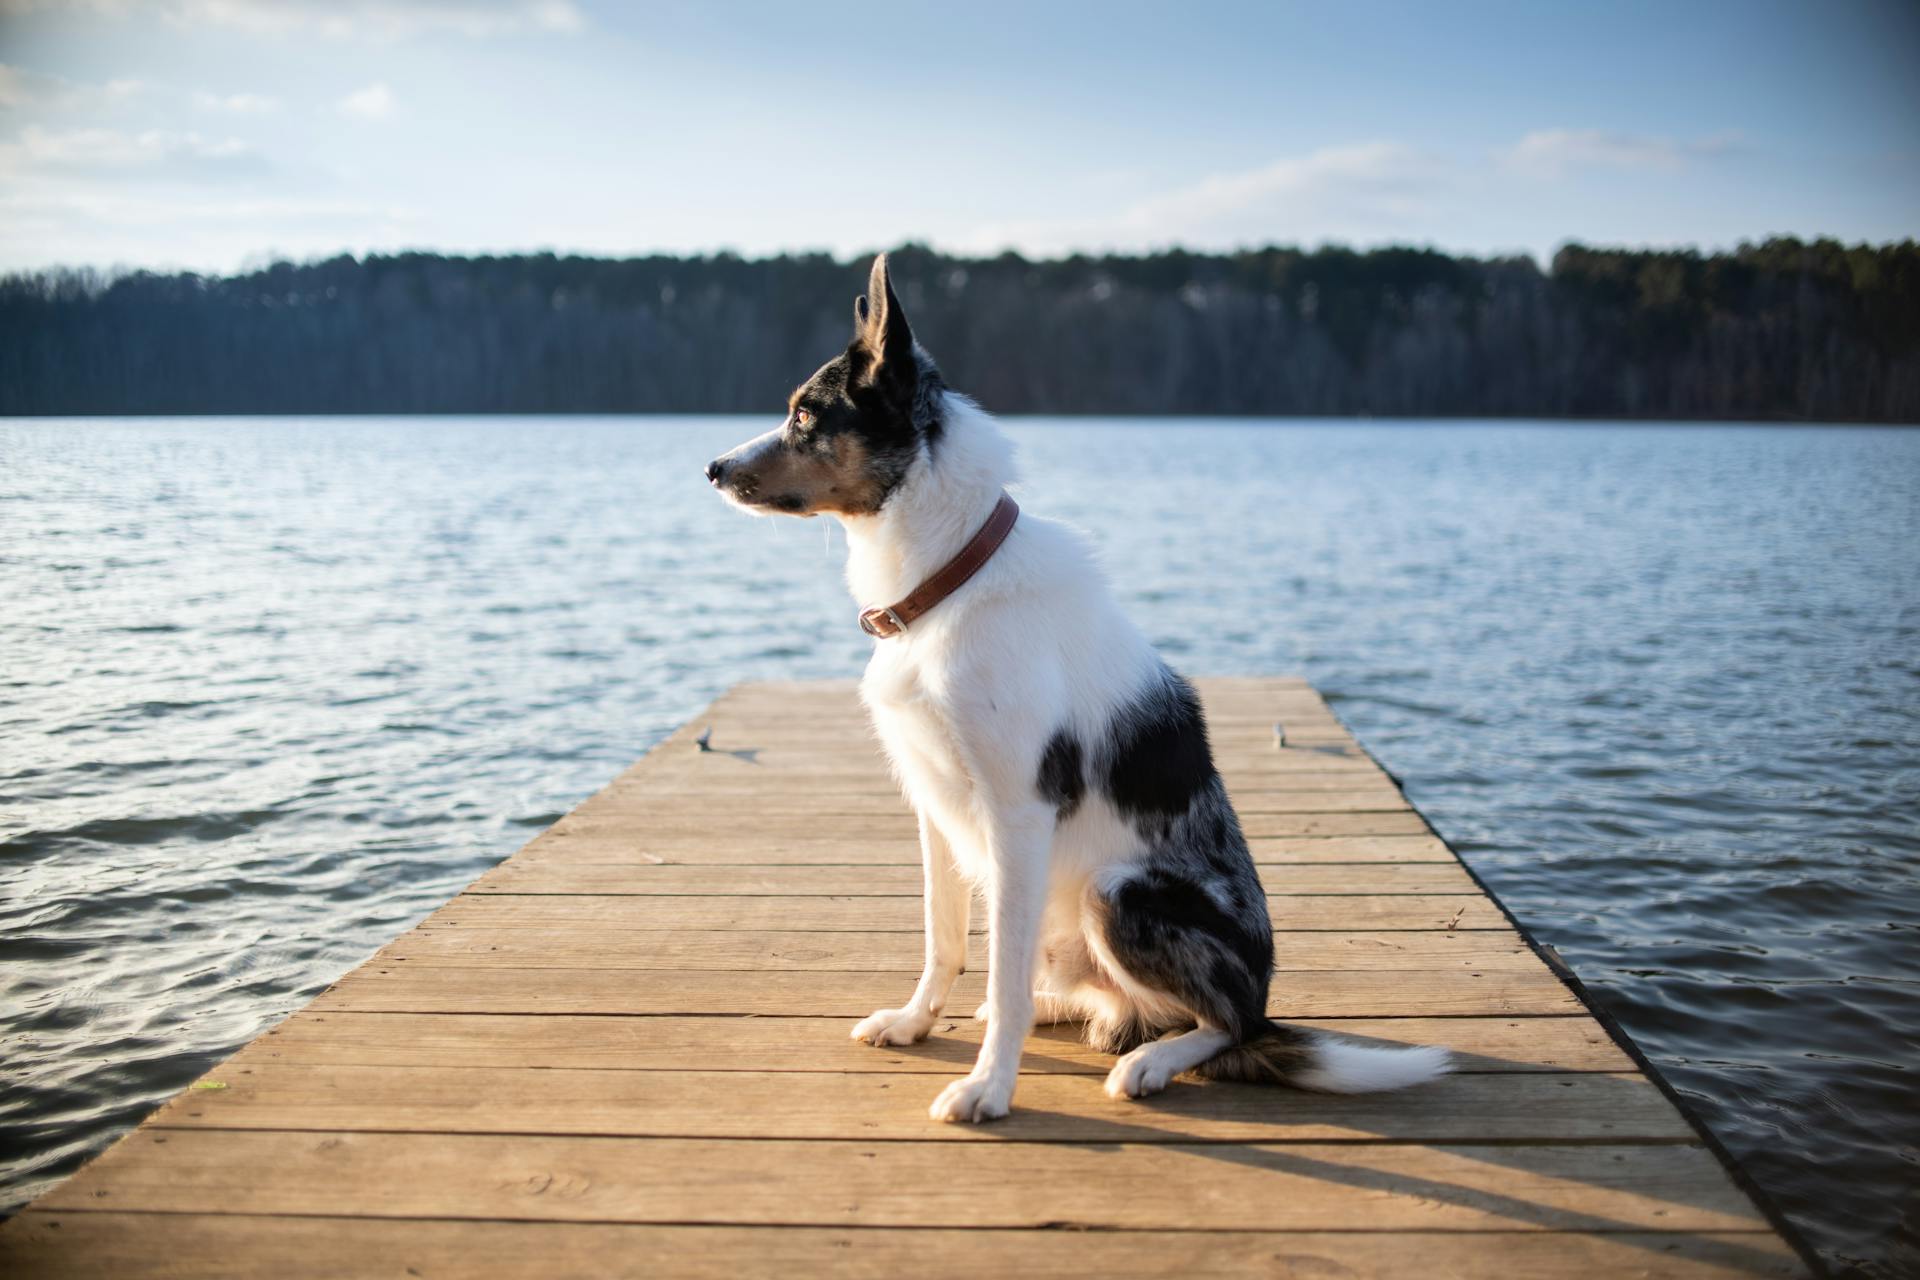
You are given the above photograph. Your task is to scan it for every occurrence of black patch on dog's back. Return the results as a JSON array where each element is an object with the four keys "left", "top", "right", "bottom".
[
  {"left": 1037, "top": 729, "right": 1085, "bottom": 820},
  {"left": 1103, "top": 672, "right": 1215, "bottom": 821}
]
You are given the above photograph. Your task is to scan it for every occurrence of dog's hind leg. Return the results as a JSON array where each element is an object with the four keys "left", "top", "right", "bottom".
[
  {"left": 1087, "top": 865, "right": 1451, "bottom": 1095},
  {"left": 852, "top": 812, "right": 969, "bottom": 1047},
  {"left": 1083, "top": 865, "right": 1273, "bottom": 1100}
]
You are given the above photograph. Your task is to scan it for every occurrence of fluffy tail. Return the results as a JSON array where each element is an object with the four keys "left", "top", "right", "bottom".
[{"left": 1190, "top": 1020, "right": 1451, "bottom": 1093}]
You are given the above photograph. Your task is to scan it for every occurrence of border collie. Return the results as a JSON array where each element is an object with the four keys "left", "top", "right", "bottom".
[{"left": 706, "top": 255, "right": 1449, "bottom": 1122}]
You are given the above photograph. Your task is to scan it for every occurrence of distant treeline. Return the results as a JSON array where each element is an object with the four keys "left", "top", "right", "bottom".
[{"left": 4, "top": 239, "right": 1917, "bottom": 420}]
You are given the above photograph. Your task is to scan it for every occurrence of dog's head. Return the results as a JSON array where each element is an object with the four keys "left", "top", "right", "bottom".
[{"left": 705, "top": 253, "right": 936, "bottom": 518}]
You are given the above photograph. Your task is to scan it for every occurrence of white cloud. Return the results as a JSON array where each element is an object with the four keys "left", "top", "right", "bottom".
[
  {"left": 0, "top": 65, "right": 27, "bottom": 109},
  {"left": 1125, "top": 142, "right": 1434, "bottom": 230},
  {"left": 0, "top": 123, "right": 268, "bottom": 180},
  {"left": 186, "top": 0, "right": 584, "bottom": 38},
  {"left": 962, "top": 142, "right": 1449, "bottom": 256},
  {"left": 2, "top": 64, "right": 281, "bottom": 117},
  {"left": 0, "top": 188, "right": 415, "bottom": 226},
  {"left": 2, "top": 0, "right": 587, "bottom": 38},
  {"left": 1502, "top": 128, "right": 1742, "bottom": 177},
  {"left": 0, "top": 186, "right": 425, "bottom": 272},
  {"left": 193, "top": 89, "right": 278, "bottom": 114},
  {"left": 0, "top": 63, "right": 146, "bottom": 110},
  {"left": 336, "top": 82, "right": 393, "bottom": 120}
]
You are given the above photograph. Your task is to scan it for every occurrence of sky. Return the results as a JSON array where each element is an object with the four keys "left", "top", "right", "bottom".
[{"left": 1, "top": 0, "right": 1916, "bottom": 274}]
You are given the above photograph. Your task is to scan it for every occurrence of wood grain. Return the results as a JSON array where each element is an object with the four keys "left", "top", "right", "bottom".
[
  {"left": 0, "top": 676, "right": 1803, "bottom": 1278},
  {"left": 423, "top": 891, "right": 1512, "bottom": 932},
  {"left": 312, "top": 964, "right": 1587, "bottom": 1017},
  {"left": 149, "top": 1064, "right": 1692, "bottom": 1143},
  {"left": 241, "top": 1013, "right": 1637, "bottom": 1074},
  {"left": 511, "top": 831, "right": 1456, "bottom": 865},
  {"left": 380, "top": 926, "right": 1544, "bottom": 974},
  {"left": 0, "top": 1215, "right": 1807, "bottom": 1280},
  {"left": 468, "top": 861, "right": 1480, "bottom": 896},
  {"left": 34, "top": 1131, "right": 1772, "bottom": 1234}
]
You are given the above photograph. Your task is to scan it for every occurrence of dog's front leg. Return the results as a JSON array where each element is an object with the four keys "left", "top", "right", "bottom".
[
  {"left": 851, "top": 811, "right": 968, "bottom": 1046},
  {"left": 929, "top": 804, "right": 1051, "bottom": 1123}
]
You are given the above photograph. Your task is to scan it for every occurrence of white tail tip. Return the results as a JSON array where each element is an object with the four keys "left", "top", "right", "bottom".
[{"left": 1291, "top": 1039, "right": 1453, "bottom": 1094}]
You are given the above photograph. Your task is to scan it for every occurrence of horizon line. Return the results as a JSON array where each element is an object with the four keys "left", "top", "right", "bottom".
[{"left": 8, "top": 232, "right": 1914, "bottom": 282}]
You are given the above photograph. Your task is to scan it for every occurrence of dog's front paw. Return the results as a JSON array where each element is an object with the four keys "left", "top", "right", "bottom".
[
  {"left": 1104, "top": 1046, "right": 1174, "bottom": 1099},
  {"left": 852, "top": 1007, "right": 935, "bottom": 1047},
  {"left": 929, "top": 1072, "right": 1012, "bottom": 1123}
]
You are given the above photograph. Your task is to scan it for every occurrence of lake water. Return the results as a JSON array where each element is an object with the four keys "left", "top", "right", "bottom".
[{"left": 2, "top": 416, "right": 1915, "bottom": 1274}]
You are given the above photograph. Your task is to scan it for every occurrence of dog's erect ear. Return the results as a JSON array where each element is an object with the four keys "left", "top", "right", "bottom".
[{"left": 852, "top": 253, "right": 915, "bottom": 398}]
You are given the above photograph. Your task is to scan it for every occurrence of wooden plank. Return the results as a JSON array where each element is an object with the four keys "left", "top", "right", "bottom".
[
  {"left": 423, "top": 892, "right": 1512, "bottom": 932},
  {"left": 572, "top": 786, "right": 1414, "bottom": 816},
  {"left": 2, "top": 674, "right": 1806, "bottom": 1279},
  {"left": 468, "top": 862, "right": 1480, "bottom": 896},
  {"left": 630, "top": 710, "right": 1333, "bottom": 739},
  {"left": 511, "top": 832, "right": 1456, "bottom": 865},
  {"left": 630, "top": 746, "right": 1387, "bottom": 779},
  {"left": 1230, "top": 779, "right": 1409, "bottom": 800},
  {"left": 242, "top": 1014, "right": 1638, "bottom": 1074},
  {"left": 639, "top": 714, "right": 1359, "bottom": 742},
  {"left": 1217, "top": 754, "right": 1383, "bottom": 775},
  {"left": 1213, "top": 728, "right": 1360, "bottom": 746},
  {"left": 0, "top": 1214, "right": 1808, "bottom": 1280},
  {"left": 382, "top": 927, "right": 1545, "bottom": 973},
  {"left": 651, "top": 726, "right": 1364, "bottom": 752},
  {"left": 541, "top": 811, "right": 1429, "bottom": 841},
  {"left": 717, "top": 674, "right": 1310, "bottom": 697},
  {"left": 147, "top": 1064, "right": 1693, "bottom": 1143},
  {"left": 592, "top": 774, "right": 1399, "bottom": 800},
  {"left": 1189, "top": 676, "right": 1319, "bottom": 694},
  {"left": 313, "top": 965, "right": 1586, "bottom": 1017},
  {"left": 718, "top": 676, "right": 1317, "bottom": 701},
  {"left": 33, "top": 1131, "right": 1773, "bottom": 1233}
]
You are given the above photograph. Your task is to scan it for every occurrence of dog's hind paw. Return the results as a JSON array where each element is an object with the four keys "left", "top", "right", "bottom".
[
  {"left": 929, "top": 1072, "right": 1012, "bottom": 1124},
  {"left": 1104, "top": 1046, "right": 1175, "bottom": 1099},
  {"left": 852, "top": 1007, "right": 936, "bottom": 1046}
]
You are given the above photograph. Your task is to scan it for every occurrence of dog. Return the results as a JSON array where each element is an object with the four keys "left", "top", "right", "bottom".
[{"left": 706, "top": 254, "right": 1449, "bottom": 1122}]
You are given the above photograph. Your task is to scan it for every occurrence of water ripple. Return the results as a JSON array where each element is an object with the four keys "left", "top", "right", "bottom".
[{"left": 0, "top": 416, "right": 1915, "bottom": 1275}]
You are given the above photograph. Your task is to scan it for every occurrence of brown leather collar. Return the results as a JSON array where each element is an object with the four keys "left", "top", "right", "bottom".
[{"left": 859, "top": 493, "right": 1019, "bottom": 638}]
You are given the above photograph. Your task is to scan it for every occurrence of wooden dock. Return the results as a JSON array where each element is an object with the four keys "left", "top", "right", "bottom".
[{"left": 0, "top": 677, "right": 1808, "bottom": 1277}]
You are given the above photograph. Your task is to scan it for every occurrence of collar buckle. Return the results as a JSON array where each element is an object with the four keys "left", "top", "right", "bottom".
[{"left": 859, "top": 606, "right": 907, "bottom": 638}]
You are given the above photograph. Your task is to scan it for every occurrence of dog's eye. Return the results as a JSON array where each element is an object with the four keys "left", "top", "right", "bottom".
[{"left": 793, "top": 408, "right": 813, "bottom": 428}]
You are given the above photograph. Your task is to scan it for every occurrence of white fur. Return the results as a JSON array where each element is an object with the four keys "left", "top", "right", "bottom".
[
  {"left": 1104, "top": 1027, "right": 1235, "bottom": 1099},
  {"left": 1290, "top": 1038, "right": 1454, "bottom": 1094},
  {"left": 838, "top": 392, "right": 1176, "bottom": 1121},
  {"left": 834, "top": 392, "right": 1447, "bottom": 1118}
]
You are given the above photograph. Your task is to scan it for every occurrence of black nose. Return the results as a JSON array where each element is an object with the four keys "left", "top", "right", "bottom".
[{"left": 705, "top": 458, "right": 727, "bottom": 485}]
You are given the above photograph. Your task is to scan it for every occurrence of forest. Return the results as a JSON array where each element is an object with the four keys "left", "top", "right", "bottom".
[{"left": 3, "top": 238, "right": 1916, "bottom": 420}]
